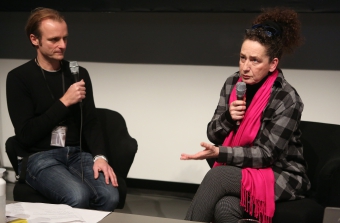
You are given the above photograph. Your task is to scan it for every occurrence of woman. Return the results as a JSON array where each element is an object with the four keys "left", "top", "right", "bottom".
[{"left": 180, "top": 8, "right": 310, "bottom": 223}]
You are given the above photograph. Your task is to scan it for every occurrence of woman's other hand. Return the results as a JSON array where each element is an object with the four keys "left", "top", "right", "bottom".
[{"left": 180, "top": 142, "right": 219, "bottom": 160}]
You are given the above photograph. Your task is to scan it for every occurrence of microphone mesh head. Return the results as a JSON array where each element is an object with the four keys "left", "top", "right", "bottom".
[
  {"left": 69, "top": 61, "right": 79, "bottom": 74},
  {"left": 236, "top": 82, "right": 246, "bottom": 98}
]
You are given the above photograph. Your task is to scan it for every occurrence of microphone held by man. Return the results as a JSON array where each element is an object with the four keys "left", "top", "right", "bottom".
[
  {"left": 66, "top": 61, "right": 84, "bottom": 106},
  {"left": 69, "top": 61, "right": 80, "bottom": 82}
]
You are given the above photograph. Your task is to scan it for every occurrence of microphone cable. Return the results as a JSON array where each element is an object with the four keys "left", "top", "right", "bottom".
[
  {"left": 70, "top": 61, "right": 84, "bottom": 182},
  {"left": 79, "top": 102, "right": 84, "bottom": 182}
]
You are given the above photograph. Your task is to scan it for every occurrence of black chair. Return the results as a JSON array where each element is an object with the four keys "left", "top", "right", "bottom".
[
  {"left": 207, "top": 121, "right": 340, "bottom": 223},
  {"left": 272, "top": 121, "right": 340, "bottom": 223},
  {"left": 5, "top": 108, "right": 138, "bottom": 209}
]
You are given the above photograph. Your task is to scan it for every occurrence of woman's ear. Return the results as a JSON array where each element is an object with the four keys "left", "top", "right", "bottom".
[{"left": 269, "top": 58, "right": 279, "bottom": 72}]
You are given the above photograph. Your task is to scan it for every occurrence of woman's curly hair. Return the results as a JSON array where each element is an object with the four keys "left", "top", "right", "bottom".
[{"left": 244, "top": 7, "right": 303, "bottom": 61}]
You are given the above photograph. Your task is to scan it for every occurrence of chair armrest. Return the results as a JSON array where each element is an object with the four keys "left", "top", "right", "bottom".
[
  {"left": 114, "top": 135, "right": 138, "bottom": 179},
  {"left": 5, "top": 136, "right": 19, "bottom": 175},
  {"left": 107, "top": 131, "right": 137, "bottom": 180}
]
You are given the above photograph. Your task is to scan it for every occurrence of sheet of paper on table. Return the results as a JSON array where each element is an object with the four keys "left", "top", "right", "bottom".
[{"left": 6, "top": 202, "right": 111, "bottom": 223}]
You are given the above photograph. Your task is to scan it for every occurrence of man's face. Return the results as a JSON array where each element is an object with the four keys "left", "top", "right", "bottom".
[
  {"left": 31, "top": 19, "right": 68, "bottom": 62},
  {"left": 239, "top": 39, "right": 278, "bottom": 85}
]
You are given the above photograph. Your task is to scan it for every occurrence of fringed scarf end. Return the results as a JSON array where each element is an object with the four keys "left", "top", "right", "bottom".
[{"left": 240, "top": 186, "right": 273, "bottom": 223}]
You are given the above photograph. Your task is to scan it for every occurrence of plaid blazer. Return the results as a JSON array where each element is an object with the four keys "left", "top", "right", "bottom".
[{"left": 207, "top": 70, "right": 311, "bottom": 201}]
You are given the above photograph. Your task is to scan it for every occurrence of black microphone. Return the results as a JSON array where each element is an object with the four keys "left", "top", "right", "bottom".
[
  {"left": 69, "top": 61, "right": 79, "bottom": 83},
  {"left": 235, "top": 82, "right": 246, "bottom": 128}
]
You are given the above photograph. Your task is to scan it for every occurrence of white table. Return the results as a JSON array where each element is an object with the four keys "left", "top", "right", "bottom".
[{"left": 100, "top": 212, "right": 203, "bottom": 223}]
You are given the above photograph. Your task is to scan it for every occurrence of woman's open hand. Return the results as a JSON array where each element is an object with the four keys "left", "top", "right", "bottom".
[{"left": 180, "top": 142, "right": 219, "bottom": 160}]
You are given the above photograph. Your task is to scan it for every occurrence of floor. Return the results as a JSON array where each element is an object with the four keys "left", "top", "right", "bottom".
[{"left": 6, "top": 182, "right": 194, "bottom": 221}]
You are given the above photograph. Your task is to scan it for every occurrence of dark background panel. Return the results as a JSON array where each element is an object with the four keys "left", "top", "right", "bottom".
[
  {"left": 1, "top": 0, "right": 340, "bottom": 12},
  {"left": 0, "top": 11, "right": 339, "bottom": 70}
]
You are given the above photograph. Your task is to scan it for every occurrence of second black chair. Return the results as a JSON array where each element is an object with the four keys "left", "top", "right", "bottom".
[{"left": 5, "top": 108, "right": 137, "bottom": 209}]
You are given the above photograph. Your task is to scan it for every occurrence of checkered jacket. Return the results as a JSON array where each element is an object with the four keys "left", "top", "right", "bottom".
[{"left": 207, "top": 70, "right": 311, "bottom": 201}]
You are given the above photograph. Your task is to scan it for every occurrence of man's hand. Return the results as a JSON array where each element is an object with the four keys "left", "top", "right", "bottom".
[
  {"left": 60, "top": 80, "right": 86, "bottom": 107},
  {"left": 180, "top": 142, "right": 219, "bottom": 160},
  {"left": 93, "top": 158, "right": 118, "bottom": 187}
]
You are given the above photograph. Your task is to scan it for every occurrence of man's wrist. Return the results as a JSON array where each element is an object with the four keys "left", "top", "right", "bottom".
[
  {"left": 59, "top": 97, "right": 70, "bottom": 107},
  {"left": 93, "top": 155, "right": 108, "bottom": 162}
]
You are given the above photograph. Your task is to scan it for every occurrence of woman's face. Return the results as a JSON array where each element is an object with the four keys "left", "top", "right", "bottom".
[{"left": 239, "top": 39, "right": 278, "bottom": 85}]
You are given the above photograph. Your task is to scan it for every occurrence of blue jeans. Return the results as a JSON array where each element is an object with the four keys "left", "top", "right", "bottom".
[{"left": 19, "top": 147, "right": 119, "bottom": 211}]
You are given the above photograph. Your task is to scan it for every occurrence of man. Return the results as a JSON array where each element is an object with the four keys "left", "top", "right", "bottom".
[{"left": 6, "top": 7, "right": 119, "bottom": 211}]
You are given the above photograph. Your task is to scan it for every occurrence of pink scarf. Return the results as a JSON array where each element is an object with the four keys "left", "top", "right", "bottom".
[{"left": 213, "top": 70, "right": 278, "bottom": 223}]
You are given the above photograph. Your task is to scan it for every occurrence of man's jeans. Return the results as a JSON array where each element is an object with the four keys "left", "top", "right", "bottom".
[{"left": 19, "top": 146, "right": 119, "bottom": 211}]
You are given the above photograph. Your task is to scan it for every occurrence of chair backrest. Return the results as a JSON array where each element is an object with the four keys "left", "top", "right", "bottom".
[{"left": 95, "top": 108, "right": 138, "bottom": 179}]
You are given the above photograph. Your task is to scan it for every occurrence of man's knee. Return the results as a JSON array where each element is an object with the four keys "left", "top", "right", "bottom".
[
  {"left": 95, "top": 187, "right": 120, "bottom": 211},
  {"left": 106, "top": 192, "right": 120, "bottom": 210},
  {"left": 64, "top": 187, "right": 91, "bottom": 208}
]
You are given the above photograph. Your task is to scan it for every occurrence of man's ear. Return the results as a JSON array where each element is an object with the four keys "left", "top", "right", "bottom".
[
  {"left": 30, "top": 34, "right": 39, "bottom": 47},
  {"left": 269, "top": 58, "right": 279, "bottom": 72}
]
